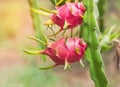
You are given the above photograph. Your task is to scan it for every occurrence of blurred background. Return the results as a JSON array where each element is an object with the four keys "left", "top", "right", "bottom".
[{"left": 0, "top": 0, "right": 120, "bottom": 87}]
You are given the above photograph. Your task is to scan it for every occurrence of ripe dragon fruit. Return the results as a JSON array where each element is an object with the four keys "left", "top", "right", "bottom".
[
  {"left": 39, "top": 38, "right": 87, "bottom": 68},
  {"left": 24, "top": 37, "right": 87, "bottom": 69},
  {"left": 50, "top": 2, "right": 86, "bottom": 30}
]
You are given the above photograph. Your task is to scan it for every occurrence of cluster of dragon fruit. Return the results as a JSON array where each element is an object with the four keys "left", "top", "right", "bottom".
[{"left": 27, "top": 2, "right": 87, "bottom": 70}]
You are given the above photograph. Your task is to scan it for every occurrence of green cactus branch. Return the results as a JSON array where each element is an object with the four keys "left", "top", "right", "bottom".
[
  {"left": 28, "top": 0, "right": 47, "bottom": 61},
  {"left": 98, "top": 0, "right": 106, "bottom": 33},
  {"left": 82, "top": 0, "right": 109, "bottom": 87}
]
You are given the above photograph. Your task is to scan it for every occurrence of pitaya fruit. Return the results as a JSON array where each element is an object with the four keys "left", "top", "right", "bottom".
[
  {"left": 24, "top": 37, "right": 87, "bottom": 69},
  {"left": 49, "top": 2, "right": 86, "bottom": 30},
  {"left": 40, "top": 38, "right": 87, "bottom": 69}
]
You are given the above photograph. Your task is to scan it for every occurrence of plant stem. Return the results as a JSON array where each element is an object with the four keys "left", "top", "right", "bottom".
[
  {"left": 82, "top": 0, "right": 109, "bottom": 87},
  {"left": 98, "top": 0, "right": 106, "bottom": 33}
]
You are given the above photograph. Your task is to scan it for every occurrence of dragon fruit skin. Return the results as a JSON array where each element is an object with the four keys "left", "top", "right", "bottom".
[
  {"left": 50, "top": 2, "right": 86, "bottom": 30},
  {"left": 41, "top": 38, "right": 87, "bottom": 65}
]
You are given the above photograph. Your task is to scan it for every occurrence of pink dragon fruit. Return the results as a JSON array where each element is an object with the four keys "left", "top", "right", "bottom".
[
  {"left": 50, "top": 2, "right": 86, "bottom": 30},
  {"left": 40, "top": 38, "right": 87, "bottom": 67}
]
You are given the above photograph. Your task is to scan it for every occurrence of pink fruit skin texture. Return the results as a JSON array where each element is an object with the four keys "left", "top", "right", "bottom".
[
  {"left": 51, "top": 2, "right": 86, "bottom": 30},
  {"left": 41, "top": 38, "right": 87, "bottom": 65}
]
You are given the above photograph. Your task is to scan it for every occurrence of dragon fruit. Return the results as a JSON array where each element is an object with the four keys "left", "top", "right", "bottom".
[
  {"left": 50, "top": 2, "right": 86, "bottom": 30},
  {"left": 40, "top": 38, "right": 87, "bottom": 67}
]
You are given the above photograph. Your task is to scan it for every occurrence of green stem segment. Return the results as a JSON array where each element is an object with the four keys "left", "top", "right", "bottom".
[
  {"left": 98, "top": 0, "right": 106, "bottom": 33},
  {"left": 28, "top": 0, "right": 47, "bottom": 61},
  {"left": 82, "top": 0, "right": 109, "bottom": 87}
]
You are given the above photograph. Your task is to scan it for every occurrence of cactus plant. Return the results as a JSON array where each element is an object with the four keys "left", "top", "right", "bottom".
[
  {"left": 98, "top": 0, "right": 106, "bottom": 32},
  {"left": 82, "top": 0, "right": 109, "bottom": 87},
  {"left": 27, "top": 0, "right": 110, "bottom": 87}
]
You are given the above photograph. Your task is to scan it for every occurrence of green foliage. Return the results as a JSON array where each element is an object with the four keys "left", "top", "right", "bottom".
[
  {"left": 99, "top": 25, "right": 120, "bottom": 51},
  {"left": 82, "top": 0, "right": 109, "bottom": 87}
]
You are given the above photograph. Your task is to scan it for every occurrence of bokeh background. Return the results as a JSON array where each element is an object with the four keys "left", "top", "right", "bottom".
[{"left": 0, "top": 0, "right": 120, "bottom": 87}]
